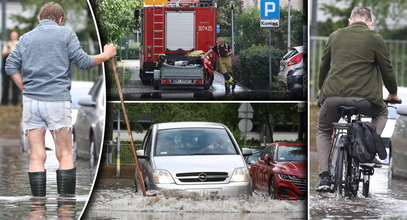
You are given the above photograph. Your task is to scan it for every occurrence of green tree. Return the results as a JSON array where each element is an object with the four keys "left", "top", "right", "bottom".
[
  {"left": 252, "top": 103, "right": 298, "bottom": 143},
  {"left": 235, "top": 6, "right": 304, "bottom": 53},
  {"left": 114, "top": 103, "right": 301, "bottom": 145},
  {"left": 215, "top": 0, "right": 244, "bottom": 38},
  {"left": 90, "top": 0, "right": 142, "bottom": 44},
  {"left": 317, "top": 0, "right": 407, "bottom": 36},
  {"left": 10, "top": 0, "right": 95, "bottom": 40}
]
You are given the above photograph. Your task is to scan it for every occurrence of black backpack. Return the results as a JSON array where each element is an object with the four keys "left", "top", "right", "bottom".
[{"left": 349, "top": 121, "right": 387, "bottom": 163}]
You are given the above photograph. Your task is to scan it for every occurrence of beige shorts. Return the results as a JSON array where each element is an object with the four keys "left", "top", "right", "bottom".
[{"left": 22, "top": 95, "right": 72, "bottom": 131}]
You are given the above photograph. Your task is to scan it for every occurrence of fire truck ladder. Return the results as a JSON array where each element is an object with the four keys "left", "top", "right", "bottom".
[{"left": 152, "top": 6, "right": 165, "bottom": 60}]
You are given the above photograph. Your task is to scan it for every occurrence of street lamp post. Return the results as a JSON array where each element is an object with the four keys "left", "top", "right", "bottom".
[
  {"left": 230, "top": 1, "right": 235, "bottom": 53},
  {"left": 116, "top": 110, "right": 121, "bottom": 176},
  {"left": 287, "top": 0, "right": 291, "bottom": 51}
]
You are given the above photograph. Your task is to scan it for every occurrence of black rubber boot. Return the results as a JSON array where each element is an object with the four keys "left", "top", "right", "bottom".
[
  {"left": 57, "top": 167, "right": 76, "bottom": 197},
  {"left": 28, "top": 171, "right": 46, "bottom": 197},
  {"left": 223, "top": 72, "right": 231, "bottom": 81}
]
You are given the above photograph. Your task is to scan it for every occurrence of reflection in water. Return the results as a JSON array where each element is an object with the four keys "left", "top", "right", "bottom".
[
  {"left": 29, "top": 198, "right": 46, "bottom": 220},
  {"left": 111, "top": 90, "right": 299, "bottom": 101},
  {"left": 0, "top": 141, "right": 95, "bottom": 219},
  {"left": 310, "top": 152, "right": 407, "bottom": 219},
  {"left": 27, "top": 199, "right": 77, "bottom": 220},
  {"left": 57, "top": 200, "right": 76, "bottom": 220}
]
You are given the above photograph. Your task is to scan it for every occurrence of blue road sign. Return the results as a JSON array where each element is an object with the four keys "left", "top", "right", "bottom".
[
  {"left": 216, "top": 28, "right": 220, "bottom": 34},
  {"left": 260, "top": 0, "right": 280, "bottom": 19}
]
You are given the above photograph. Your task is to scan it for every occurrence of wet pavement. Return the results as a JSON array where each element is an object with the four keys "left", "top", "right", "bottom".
[
  {"left": 107, "top": 60, "right": 302, "bottom": 101},
  {"left": 0, "top": 139, "right": 97, "bottom": 219},
  {"left": 83, "top": 179, "right": 306, "bottom": 219},
  {"left": 309, "top": 151, "right": 407, "bottom": 219}
]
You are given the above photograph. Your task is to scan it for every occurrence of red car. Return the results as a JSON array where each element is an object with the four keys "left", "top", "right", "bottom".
[{"left": 250, "top": 142, "right": 307, "bottom": 199}]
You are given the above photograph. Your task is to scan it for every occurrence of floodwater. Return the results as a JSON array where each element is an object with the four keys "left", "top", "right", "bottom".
[
  {"left": 84, "top": 179, "right": 306, "bottom": 219},
  {"left": 107, "top": 60, "right": 303, "bottom": 101},
  {"left": 309, "top": 151, "right": 407, "bottom": 219},
  {"left": 0, "top": 139, "right": 97, "bottom": 219}
]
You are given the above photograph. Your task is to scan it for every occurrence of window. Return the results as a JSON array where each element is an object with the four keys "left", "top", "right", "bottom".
[
  {"left": 276, "top": 145, "right": 306, "bottom": 162},
  {"left": 259, "top": 147, "right": 270, "bottom": 161},
  {"left": 268, "top": 145, "right": 276, "bottom": 162},
  {"left": 142, "top": 128, "right": 152, "bottom": 156},
  {"left": 154, "top": 128, "right": 238, "bottom": 156}
]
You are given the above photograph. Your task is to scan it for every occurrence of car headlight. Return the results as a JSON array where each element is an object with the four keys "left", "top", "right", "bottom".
[
  {"left": 153, "top": 169, "right": 175, "bottom": 184},
  {"left": 230, "top": 167, "right": 249, "bottom": 182},
  {"left": 278, "top": 173, "right": 290, "bottom": 180}
]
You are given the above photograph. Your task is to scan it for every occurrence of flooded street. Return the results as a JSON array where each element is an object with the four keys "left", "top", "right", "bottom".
[
  {"left": 0, "top": 139, "right": 97, "bottom": 219},
  {"left": 107, "top": 60, "right": 301, "bottom": 101},
  {"left": 309, "top": 151, "right": 407, "bottom": 219},
  {"left": 84, "top": 179, "right": 306, "bottom": 219}
]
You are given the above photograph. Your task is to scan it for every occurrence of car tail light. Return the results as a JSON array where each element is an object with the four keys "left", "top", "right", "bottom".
[
  {"left": 162, "top": 79, "right": 170, "bottom": 84},
  {"left": 287, "top": 53, "right": 303, "bottom": 66},
  {"left": 195, "top": 80, "right": 202, "bottom": 84}
]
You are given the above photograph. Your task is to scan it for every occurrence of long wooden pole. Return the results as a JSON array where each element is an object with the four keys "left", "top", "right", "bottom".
[{"left": 110, "top": 59, "right": 152, "bottom": 197}]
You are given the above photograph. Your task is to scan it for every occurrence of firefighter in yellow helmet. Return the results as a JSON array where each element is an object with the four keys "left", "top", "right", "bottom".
[{"left": 205, "top": 38, "right": 236, "bottom": 92}]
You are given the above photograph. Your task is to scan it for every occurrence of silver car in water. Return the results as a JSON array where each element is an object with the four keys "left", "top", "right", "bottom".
[{"left": 135, "top": 122, "right": 253, "bottom": 196}]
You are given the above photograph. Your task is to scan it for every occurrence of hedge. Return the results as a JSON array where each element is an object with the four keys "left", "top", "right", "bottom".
[{"left": 239, "top": 45, "right": 285, "bottom": 89}]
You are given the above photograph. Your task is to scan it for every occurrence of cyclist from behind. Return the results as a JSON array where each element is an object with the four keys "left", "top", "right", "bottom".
[{"left": 315, "top": 7, "right": 401, "bottom": 192}]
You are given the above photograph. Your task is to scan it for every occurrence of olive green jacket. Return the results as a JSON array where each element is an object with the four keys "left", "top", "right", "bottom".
[{"left": 318, "top": 21, "right": 397, "bottom": 110}]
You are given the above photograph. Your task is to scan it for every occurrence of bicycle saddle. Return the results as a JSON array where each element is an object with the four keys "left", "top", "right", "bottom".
[{"left": 337, "top": 105, "right": 359, "bottom": 118}]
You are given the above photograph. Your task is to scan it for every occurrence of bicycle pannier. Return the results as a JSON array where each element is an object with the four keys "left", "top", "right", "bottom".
[{"left": 349, "top": 121, "right": 387, "bottom": 163}]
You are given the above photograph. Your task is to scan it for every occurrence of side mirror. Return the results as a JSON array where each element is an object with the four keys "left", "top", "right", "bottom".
[
  {"left": 242, "top": 148, "right": 253, "bottom": 157},
  {"left": 136, "top": 149, "right": 146, "bottom": 159},
  {"left": 264, "top": 154, "right": 271, "bottom": 164},
  {"left": 78, "top": 95, "right": 96, "bottom": 107}
]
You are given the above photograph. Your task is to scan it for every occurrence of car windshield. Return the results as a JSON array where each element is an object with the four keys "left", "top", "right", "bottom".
[
  {"left": 154, "top": 128, "right": 238, "bottom": 156},
  {"left": 277, "top": 145, "right": 306, "bottom": 162}
]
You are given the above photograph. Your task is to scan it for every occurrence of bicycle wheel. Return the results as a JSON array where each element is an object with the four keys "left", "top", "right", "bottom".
[
  {"left": 329, "top": 134, "right": 341, "bottom": 193},
  {"left": 334, "top": 146, "right": 345, "bottom": 196},
  {"left": 350, "top": 159, "right": 360, "bottom": 197},
  {"left": 344, "top": 149, "right": 354, "bottom": 197}
]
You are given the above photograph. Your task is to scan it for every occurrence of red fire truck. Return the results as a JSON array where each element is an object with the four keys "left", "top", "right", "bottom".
[{"left": 136, "top": 0, "right": 217, "bottom": 89}]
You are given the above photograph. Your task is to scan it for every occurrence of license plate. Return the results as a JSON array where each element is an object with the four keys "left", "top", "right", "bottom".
[
  {"left": 172, "top": 79, "right": 192, "bottom": 84},
  {"left": 186, "top": 189, "right": 221, "bottom": 196}
]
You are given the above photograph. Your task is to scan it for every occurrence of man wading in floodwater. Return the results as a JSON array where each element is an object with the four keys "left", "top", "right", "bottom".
[{"left": 5, "top": 2, "right": 116, "bottom": 198}]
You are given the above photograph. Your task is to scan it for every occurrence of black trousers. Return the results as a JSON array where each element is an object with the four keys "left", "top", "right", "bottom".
[{"left": 1, "top": 70, "right": 20, "bottom": 105}]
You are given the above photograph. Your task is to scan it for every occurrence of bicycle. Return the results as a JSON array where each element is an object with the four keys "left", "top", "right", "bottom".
[{"left": 328, "top": 100, "right": 401, "bottom": 198}]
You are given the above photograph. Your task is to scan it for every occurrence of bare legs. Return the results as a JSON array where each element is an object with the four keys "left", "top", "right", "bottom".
[
  {"left": 28, "top": 128, "right": 47, "bottom": 172},
  {"left": 51, "top": 127, "right": 74, "bottom": 170},
  {"left": 28, "top": 127, "right": 73, "bottom": 172}
]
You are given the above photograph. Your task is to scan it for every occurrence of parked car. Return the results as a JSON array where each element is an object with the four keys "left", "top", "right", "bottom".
[
  {"left": 73, "top": 76, "right": 105, "bottom": 165},
  {"left": 244, "top": 147, "right": 265, "bottom": 169},
  {"left": 250, "top": 142, "right": 306, "bottom": 199},
  {"left": 277, "top": 46, "right": 305, "bottom": 95},
  {"left": 20, "top": 81, "right": 94, "bottom": 153},
  {"left": 390, "top": 103, "right": 407, "bottom": 179},
  {"left": 362, "top": 86, "right": 407, "bottom": 164},
  {"left": 134, "top": 122, "right": 253, "bottom": 196}
]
